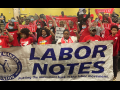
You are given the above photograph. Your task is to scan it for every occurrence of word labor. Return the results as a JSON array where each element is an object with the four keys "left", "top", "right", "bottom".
[
  {"left": 30, "top": 45, "right": 107, "bottom": 60},
  {"left": 29, "top": 45, "right": 107, "bottom": 75}
]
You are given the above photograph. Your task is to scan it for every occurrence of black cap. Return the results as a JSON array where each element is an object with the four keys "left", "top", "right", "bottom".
[
  {"left": 82, "top": 9, "right": 86, "bottom": 11},
  {"left": 9, "top": 22, "right": 14, "bottom": 26}
]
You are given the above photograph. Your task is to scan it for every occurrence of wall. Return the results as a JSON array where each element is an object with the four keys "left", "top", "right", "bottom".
[
  {"left": 0, "top": 8, "right": 120, "bottom": 22},
  {"left": 0, "top": 8, "right": 14, "bottom": 22}
]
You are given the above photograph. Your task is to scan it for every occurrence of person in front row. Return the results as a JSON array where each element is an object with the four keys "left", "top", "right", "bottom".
[
  {"left": 56, "top": 29, "right": 80, "bottom": 44},
  {"left": 37, "top": 26, "right": 55, "bottom": 45},
  {"left": 81, "top": 26, "right": 102, "bottom": 42},
  {"left": 20, "top": 28, "right": 37, "bottom": 46},
  {"left": 0, "top": 29, "right": 13, "bottom": 48},
  {"left": 105, "top": 25, "right": 120, "bottom": 81}
]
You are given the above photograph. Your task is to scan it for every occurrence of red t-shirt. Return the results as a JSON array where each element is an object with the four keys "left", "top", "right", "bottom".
[
  {"left": 69, "top": 27, "right": 78, "bottom": 36},
  {"left": 0, "top": 36, "right": 9, "bottom": 48},
  {"left": 8, "top": 31, "right": 20, "bottom": 46},
  {"left": 100, "top": 29, "right": 111, "bottom": 40},
  {"left": 58, "top": 15, "right": 67, "bottom": 18},
  {"left": 81, "top": 35, "right": 102, "bottom": 42},
  {"left": 106, "top": 34, "right": 120, "bottom": 56},
  {"left": 20, "top": 37, "right": 33, "bottom": 46},
  {"left": 79, "top": 27, "right": 90, "bottom": 42},
  {"left": 5, "top": 22, "right": 18, "bottom": 29},
  {"left": 38, "top": 35, "right": 53, "bottom": 45}
]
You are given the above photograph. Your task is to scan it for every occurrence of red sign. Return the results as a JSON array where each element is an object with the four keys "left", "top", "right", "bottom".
[
  {"left": 46, "top": 15, "right": 78, "bottom": 28},
  {"left": 19, "top": 25, "right": 36, "bottom": 32},
  {"left": 95, "top": 8, "right": 114, "bottom": 14}
]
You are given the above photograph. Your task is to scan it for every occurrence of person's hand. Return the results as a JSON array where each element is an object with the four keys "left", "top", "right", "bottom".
[
  {"left": 35, "top": 13, "right": 38, "bottom": 16},
  {"left": 16, "top": 23, "right": 19, "bottom": 27},
  {"left": 76, "top": 22, "right": 78, "bottom": 25},
  {"left": 44, "top": 26, "right": 50, "bottom": 31},
  {"left": 98, "top": 20, "right": 102, "bottom": 24},
  {"left": 29, "top": 32, "right": 33, "bottom": 35},
  {"left": 16, "top": 16, "right": 19, "bottom": 19},
  {"left": 111, "top": 41, "right": 114, "bottom": 44},
  {"left": 73, "top": 29, "right": 78, "bottom": 34},
  {"left": 86, "top": 40, "right": 90, "bottom": 43},
  {"left": 58, "top": 42, "right": 61, "bottom": 44},
  {"left": 3, "top": 29, "right": 8, "bottom": 33},
  {"left": 63, "top": 21, "right": 67, "bottom": 25}
]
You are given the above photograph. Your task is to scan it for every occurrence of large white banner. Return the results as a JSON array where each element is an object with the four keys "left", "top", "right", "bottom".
[{"left": 0, "top": 41, "right": 113, "bottom": 81}]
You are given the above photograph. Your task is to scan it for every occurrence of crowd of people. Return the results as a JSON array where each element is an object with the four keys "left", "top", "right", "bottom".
[{"left": 0, "top": 8, "right": 120, "bottom": 81}]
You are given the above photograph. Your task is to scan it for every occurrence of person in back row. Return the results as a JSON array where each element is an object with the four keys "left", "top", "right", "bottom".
[{"left": 56, "top": 29, "right": 80, "bottom": 44}]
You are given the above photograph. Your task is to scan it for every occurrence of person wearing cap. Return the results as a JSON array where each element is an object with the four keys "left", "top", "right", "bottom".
[
  {"left": 88, "top": 18, "right": 104, "bottom": 36},
  {"left": 5, "top": 17, "right": 19, "bottom": 30},
  {"left": 79, "top": 22, "right": 90, "bottom": 42},
  {"left": 5, "top": 22, "right": 20, "bottom": 47},
  {"left": 81, "top": 26, "right": 102, "bottom": 42}
]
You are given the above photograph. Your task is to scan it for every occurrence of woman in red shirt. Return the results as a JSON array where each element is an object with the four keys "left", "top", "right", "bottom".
[
  {"left": 37, "top": 26, "right": 55, "bottom": 45},
  {"left": 20, "top": 28, "right": 34, "bottom": 46},
  {"left": 105, "top": 25, "right": 120, "bottom": 81}
]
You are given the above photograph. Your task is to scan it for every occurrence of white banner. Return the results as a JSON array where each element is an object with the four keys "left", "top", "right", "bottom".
[
  {"left": 55, "top": 27, "right": 65, "bottom": 41},
  {"left": 0, "top": 41, "right": 113, "bottom": 81}
]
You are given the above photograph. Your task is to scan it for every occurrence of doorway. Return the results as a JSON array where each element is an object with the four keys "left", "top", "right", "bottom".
[{"left": 13, "top": 8, "right": 20, "bottom": 20}]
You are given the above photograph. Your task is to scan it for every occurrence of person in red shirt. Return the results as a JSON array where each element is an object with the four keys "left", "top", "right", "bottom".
[
  {"left": 68, "top": 21, "right": 80, "bottom": 36},
  {"left": 81, "top": 26, "right": 102, "bottom": 42},
  {"left": 59, "top": 11, "right": 67, "bottom": 17},
  {"left": 29, "top": 16, "right": 38, "bottom": 26},
  {"left": 5, "top": 22, "right": 20, "bottom": 47},
  {"left": 105, "top": 25, "right": 120, "bottom": 80},
  {"left": 20, "top": 28, "right": 34, "bottom": 46},
  {"left": 79, "top": 22, "right": 90, "bottom": 42},
  {"left": 0, "top": 29, "right": 14, "bottom": 48},
  {"left": 37, "top": 26, "right": 55, "bottom": 45}
]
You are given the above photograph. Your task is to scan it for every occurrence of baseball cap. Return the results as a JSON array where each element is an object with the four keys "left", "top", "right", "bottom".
[{"left": 90, "top": 26, "right": 96, "bottom": 31}]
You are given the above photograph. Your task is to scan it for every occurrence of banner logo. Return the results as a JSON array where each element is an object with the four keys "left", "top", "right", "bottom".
[{"left": 0, "top": 52, "right": 22, "bottom": 81}]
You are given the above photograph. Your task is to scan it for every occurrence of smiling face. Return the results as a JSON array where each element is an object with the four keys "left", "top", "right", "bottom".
[
  {"left": 42, "top": 30, "right": 47, "bottom": 36},
  {"left": 90, "top": 29, "right": 96, "bottom": 36}
]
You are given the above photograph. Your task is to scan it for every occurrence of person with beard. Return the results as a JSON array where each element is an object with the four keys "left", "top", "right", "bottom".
[
  {"left": 6, "top": 22, "right": 20, "bottom": 47},
  {"left": 77, "top": 8, "right": 90, "bottom": 31}
]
